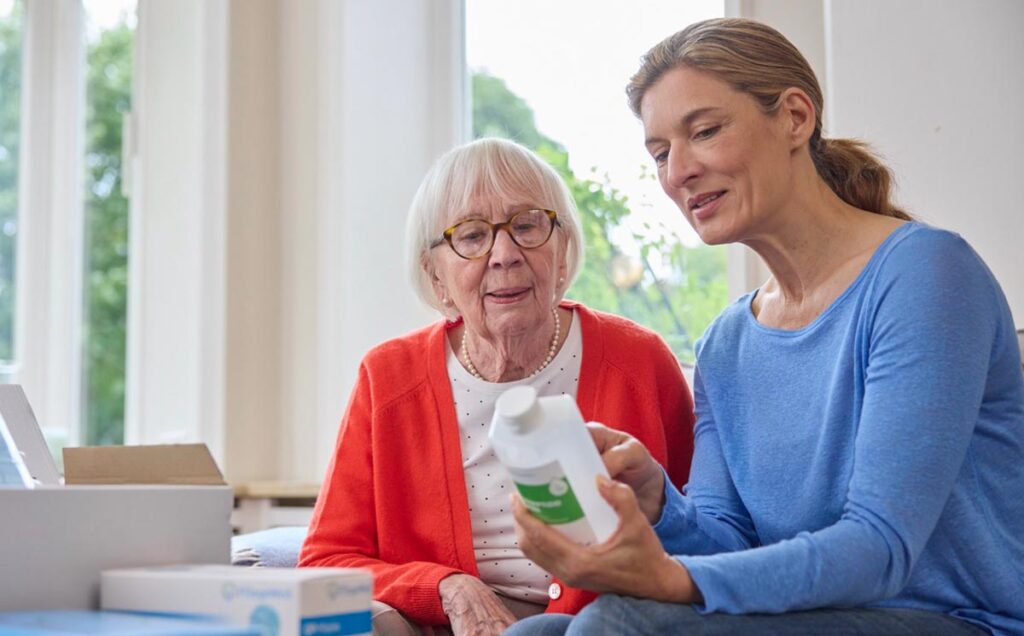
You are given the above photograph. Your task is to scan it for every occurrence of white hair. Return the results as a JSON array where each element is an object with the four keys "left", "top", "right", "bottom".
[{"left": 405, "top": 138, "right": 585, "bottom": 319}]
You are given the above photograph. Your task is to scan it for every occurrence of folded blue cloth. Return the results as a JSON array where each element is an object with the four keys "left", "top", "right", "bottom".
[{"left": 231, "top": 526, "right": 308, "bottom": 568}]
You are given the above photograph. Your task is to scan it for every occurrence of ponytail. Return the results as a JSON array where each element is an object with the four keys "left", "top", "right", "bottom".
[{"left": 810, "top": 136, "right": 911, "bottom": 220}]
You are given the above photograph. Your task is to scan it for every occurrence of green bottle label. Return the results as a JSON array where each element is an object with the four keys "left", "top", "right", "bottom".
[{"left": 512, "top": 462, "right": 585, "bottom": 525}]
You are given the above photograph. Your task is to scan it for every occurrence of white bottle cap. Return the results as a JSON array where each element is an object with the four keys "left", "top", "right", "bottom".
[{"left": 494, "top": 386, "right": 543, "bottom": 434}]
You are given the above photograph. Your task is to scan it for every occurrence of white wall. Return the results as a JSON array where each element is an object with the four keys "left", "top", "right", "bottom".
[
  {"left": 825, "top": 0, "right": 1024, "bottom": 326},
  {"left": 735, "top": 0, "right": 1024, "bottom": 327},
  {"left": 128, "top": 0, "right": 216, "bottom": 451},
  {"left": 725, "top": 0, "right": 822, "bottom": 294},
  {"left": 278, "top": 0, "right": 321, "bottom": 488},
  {"left": 729, "top": 0, "right": 826, "bottom": 86},
  {"left": 284, "top": 0, "right": 462, "bottom": 480},
  {"left": 128, "top": 0, "right": 1021, "bottom": 485},
  {"left": 15, "top": 0, "right": 85, "bottom": 447},
  {"left": 222, "top": 0, "right": 283, "bottom": 481},
  {"left": 129, "top": 0, "right": 462, "bottom": 483}
]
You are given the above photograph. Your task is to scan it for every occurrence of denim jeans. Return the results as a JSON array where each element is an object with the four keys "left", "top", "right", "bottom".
[{"left": 502, "top": 595, "right": 988, "bottom": 636}]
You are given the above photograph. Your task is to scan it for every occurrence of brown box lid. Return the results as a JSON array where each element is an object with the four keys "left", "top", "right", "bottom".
[{"left": 63, "top": 443, "right": 226, "bottom": 486}]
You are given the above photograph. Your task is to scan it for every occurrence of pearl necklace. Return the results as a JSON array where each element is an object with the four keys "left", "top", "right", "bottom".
[{"left": 461, "top": 308, "right": 561, "bottom": 381}]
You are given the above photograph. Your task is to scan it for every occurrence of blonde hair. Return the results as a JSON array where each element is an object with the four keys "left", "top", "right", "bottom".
[
  {"left": 405, "top": 138, "right": 584, "bottom": 318},
  {"left": 627, "top": 18, "right": 910, "bottom": 220}
]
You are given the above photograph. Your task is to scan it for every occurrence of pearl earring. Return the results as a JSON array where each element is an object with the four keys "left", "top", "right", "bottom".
[{"left": 554, "top": 277, "right": 566, "bottom": 302}]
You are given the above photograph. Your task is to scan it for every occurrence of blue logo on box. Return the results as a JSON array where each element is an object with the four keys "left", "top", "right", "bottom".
[
  {"left": 300, "top": 611, "right": 372, "bottom": 636},
  {"left": 326, "top": 581, "right": 372, "bottom": 602},
  {"left": 250, "top": 605, "right": 280, "bottom": 636},
  {"left": 222, "top": 583, "right": 293, "bottom": 603}
]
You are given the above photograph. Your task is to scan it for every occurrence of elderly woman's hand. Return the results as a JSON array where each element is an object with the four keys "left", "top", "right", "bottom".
[
  {"left": 438, "top": 574, "right": 517, "bottom": 636},
  {"left": 587, "top": 422, "right": 666, "bottom": 524},
  {"left": 512, "top": 474, "right": 701, "bottom": 604}
]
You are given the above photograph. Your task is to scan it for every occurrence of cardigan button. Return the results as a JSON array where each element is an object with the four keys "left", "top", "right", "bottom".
[{"left": 548, "top": 583, "right": 562, "bottom": 600}]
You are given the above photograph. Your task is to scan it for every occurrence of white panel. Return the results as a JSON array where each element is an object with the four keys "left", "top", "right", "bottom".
[
  {"left": 279, "top": 0, "right": 320, "bottom": 482},
  {"left": 732, "top": 0, "right": 827, "bottom": 93},
  {"left": 15, "top": 0, "right": 84, "bottom": 444},
  {"left": 128, "top": 0, "right": 214, "bottom": 447},
  {"left": 198, "top": 0, "right": 228, "bottom": 465},
  {"left": 311, "top": 0, "right": 463, "bottom": 477},
  {"left": 826, "top": 0, "right": 1024, "bottom": 326},
  {"left": 222, "top": 0, "right": 281, "bottom": 482},
  {"left": 128, "top": 0, "right": 468, "bottom": 482},
  {"left": 0, "top": 486, "right": 230, "bottom": 610},
  {"left": 728, "top": 0, "right": 825, "bottom": 298}
]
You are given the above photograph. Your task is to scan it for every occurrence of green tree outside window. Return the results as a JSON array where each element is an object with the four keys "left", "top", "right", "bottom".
[
  {"left": 472, "top": 72, "right": 726, "bottom": 362},
  {"left": 82, "top": 18, "right": 133, "bottom": 445},
  {"left": 0, "top": 0, "right": 22, "bottom": 366},
  {"left": 0, "top": 3, "right": 132, "bottom": 445}
]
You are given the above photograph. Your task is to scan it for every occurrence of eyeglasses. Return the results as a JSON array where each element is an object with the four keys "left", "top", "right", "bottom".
[{"left": 430, "top": 208, "right": 560, "bottom": 260}]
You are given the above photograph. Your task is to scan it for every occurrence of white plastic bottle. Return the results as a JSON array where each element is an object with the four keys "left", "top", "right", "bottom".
[{"left": 490, "top": 385, "right": 619, "bottom": 545}]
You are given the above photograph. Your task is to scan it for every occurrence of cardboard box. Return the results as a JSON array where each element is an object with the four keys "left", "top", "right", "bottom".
[
  {"left": 0, "top": 443, "right": 232, "bottom": 611},
  {"left": 102, "top": 565, "right": 373, "bottom": 636},
  {"left": 63, "top": 443, "right": 227, "bottom": 486},
  {"left": 0, "top": 486, "right": 232, "bottom": 610}
]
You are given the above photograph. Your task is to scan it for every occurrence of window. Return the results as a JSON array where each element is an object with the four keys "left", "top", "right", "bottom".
[
  {"left": 1, "top": 0, "right": 135, "bottom": 460},
  {"left": 0, "top": 0, "right": 21, "bottom": 383},
  {"left": 466, "top": 0, "right": 727, "bottom": 362},
  {"left": 81, "top": 0, "right": 135, "bottom": 445}
]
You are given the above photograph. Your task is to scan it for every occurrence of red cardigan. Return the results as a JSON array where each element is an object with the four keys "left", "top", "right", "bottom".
[{"left": 299, "top": 302, "right": 694, "bottom": 626}]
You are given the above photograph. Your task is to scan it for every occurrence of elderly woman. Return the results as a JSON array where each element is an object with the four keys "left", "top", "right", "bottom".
[
  {"left": 508, "top": 18, "right": 1024, "bottom": 636},
  {"left": 298, "top": 138, "right": 694, "bottom": 635}
]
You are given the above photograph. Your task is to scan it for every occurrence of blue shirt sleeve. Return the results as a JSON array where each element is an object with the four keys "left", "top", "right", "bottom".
[
  {"left": 654, "top": 364, "right": 757, "bottom": 556},
  {"left": 676, "top": 231, "right": 1003, "bottom": 613}
]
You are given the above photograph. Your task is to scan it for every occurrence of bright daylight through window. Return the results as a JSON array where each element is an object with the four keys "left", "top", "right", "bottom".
[
  {"left": 0, "top": 0, "right": 135, "bottom": 452},
  {"left": 0, "top": 0, "right": 21, "bottom": 383},
  {"left": 466, "top": 0, "right": 726, "bottom": 362},
  {"left": 81, "top": 0, "right": 136, "bottom": 446}
]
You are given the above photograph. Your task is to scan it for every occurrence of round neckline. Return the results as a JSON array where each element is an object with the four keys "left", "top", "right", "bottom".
[
  {"left": 745, "top": 221, "right": 917, "bottom": 337},
  {"left": 447, "top": 308, "right": 580, "bottom": 390}
]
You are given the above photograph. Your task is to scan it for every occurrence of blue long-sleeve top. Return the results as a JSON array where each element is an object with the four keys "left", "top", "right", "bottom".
[{"left": 654, "top": 223, "right": 1024, "bottom": 635}]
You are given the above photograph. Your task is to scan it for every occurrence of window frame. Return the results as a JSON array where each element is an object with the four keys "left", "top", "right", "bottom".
[{"left": 14, "top": 0, "right": 86, "bottom": 449}]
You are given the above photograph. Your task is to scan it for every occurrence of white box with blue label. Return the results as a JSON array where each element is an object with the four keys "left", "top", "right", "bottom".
[{"left": 101, "top": 564, "right": 372, "bottom": 636}]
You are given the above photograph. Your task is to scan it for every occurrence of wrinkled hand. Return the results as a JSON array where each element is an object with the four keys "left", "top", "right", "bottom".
[
  {"left": 438, "top": 574, "right": 516, "bottom": 636},
  {"left": 513, "top": 474, "right": 701, "bottom": 604},
  {"left": 587, "top": 422, "right": 666, "bottom": 523}
]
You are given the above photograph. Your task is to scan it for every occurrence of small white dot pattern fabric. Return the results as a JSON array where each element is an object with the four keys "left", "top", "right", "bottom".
[{"left": 446, "top": 310, "right": 584, "bottom": 603}]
